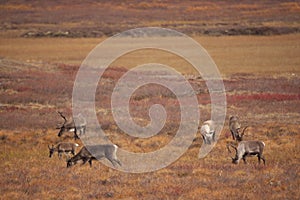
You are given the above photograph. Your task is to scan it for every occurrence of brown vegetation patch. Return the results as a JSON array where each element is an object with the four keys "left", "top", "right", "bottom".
[
  {"left": 1, "top": 0, "right": 300, "bottom": 37},
  {"left": 0, "top": 32, "right": 299, "bottom": 198}
]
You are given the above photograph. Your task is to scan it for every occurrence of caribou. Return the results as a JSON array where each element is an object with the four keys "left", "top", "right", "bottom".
[
  {"left": 229, "top": 116, "right": 241, "bottom": 141},
  {"left": 229, "top": 116, "right": 248, "bottom": 141},
  {"left": 48, "top": 142, "right": 79, "bottom": 159},
  {"left": 56, "top": 111, "right": 86, "bottom": 140},
  {"left": 227, "top": 140, "right": 266, "bottom": 165},
  {"left": 67, "top": 144, "right": 122, "bottom": 168},
  {"left": 200, "top": 120, "right": 216, "bottom": 145}
]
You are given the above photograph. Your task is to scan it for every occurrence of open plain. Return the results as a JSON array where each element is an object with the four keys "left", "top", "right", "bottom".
[{"left": 0, "top": 1, "right": 300, "bottom": 199}]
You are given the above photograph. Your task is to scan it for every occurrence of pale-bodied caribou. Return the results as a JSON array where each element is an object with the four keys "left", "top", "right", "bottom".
[{"left": 67, "top": 144, "right": 122, "bottom": 168}]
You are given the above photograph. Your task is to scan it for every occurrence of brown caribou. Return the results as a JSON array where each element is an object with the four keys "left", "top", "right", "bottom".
[
  {"left": 227, "top": 141, "right": 266, "bottom": 165},
  {"left": 56, "top": 111, "right": 86, "bottom": 140},
  {"left": 48, "top": 142, "right": 79, "bottom": 159}
]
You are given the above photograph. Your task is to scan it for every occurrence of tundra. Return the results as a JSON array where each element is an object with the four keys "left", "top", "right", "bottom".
[
  {"left": 228, "top": 141, "right": 266, "bottom": 165},
  {"left": 200, "top": 120, "right": 215, "bottom": 144},
  {"left": 67, "top": 144, "right": 122, "bottom": 168},
  {"left": 48, "top": 142, "right": 79, "bottom": 159}
]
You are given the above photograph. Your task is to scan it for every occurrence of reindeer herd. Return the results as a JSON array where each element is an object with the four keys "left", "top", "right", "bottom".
[
  {"left": 227, "top": 116, "right": 266, "bottom": 165},
  {"left": 201, "top": 116, "right": 266, "bottom": 165},
  {"left": 48, "top": 112, "right": 122, "bottom": 168},
  {"left": 49, "top": 112, "right": 265, "bottom": 169}
]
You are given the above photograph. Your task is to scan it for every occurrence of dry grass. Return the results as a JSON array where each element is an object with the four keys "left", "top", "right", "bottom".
[
  {"left": 1, "top": 34, "right": 300, "bottom": 75},
  {"left": 1, "top": 1, "right": 299, "bottom": 198},
  {"left": 0, "top": 53, "right": 299, "bottom": 199},
  {"left": 0, "top": 124, "right": 299, "bottom": 199},
  {"left": 0, "top": 38, "right": 103, "bottom": 64}
]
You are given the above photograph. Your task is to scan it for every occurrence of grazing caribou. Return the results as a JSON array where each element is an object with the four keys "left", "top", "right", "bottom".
[
  {"left": 67, "top": 144, "right": 122, "bottom": 168},
  {"left": 227, "top": 141, "right": 266, "bottom": 165},
  {"left": 56, "top": 111, "right": 86, "bottom": 140},
  {"left": 48, "top": 142, "right": 79, "bottom": 159},
  {"left": 229, "top": 116, "right": 241, "bottom": 141},
  {"left": 200, "top": 120, "right": 216, "bottom": 145}
]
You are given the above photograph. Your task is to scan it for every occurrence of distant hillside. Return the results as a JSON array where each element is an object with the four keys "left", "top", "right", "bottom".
[{"left": 1, "top": 0, "right": 300, "bottom": 37}]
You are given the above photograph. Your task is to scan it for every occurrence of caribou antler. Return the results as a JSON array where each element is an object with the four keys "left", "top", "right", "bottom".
[
  {"left": 56, "top": 111, "right": 86, "bottom": 140},
  {"left": 226, "top": 143, "right": 237, "bottom": 154},
  {"left": 240, "top": 126, "right": 248, "bottom": 137},
  {"left": 236, "top": 126, "right": 249, "bottom": 141},
  {"left": 57, "top": 111, "right": 67, "bottom": 124},
  {"left": 226, "top": 143, "right": 232, "bottom": 153}
]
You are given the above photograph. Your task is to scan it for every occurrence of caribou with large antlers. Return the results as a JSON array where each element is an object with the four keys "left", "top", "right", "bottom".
[
  {"left": 56, "top": 111, "right": 86, "bottom": 140},
  {"left": 227, "top": 141, "right": 266, "bottom": 165}
]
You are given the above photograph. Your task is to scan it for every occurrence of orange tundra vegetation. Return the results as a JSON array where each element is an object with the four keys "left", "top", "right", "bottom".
[
  {"left": 0, "top": 58, "right": 299, "bottom": 199},
  {"left": 0, "top": 0, "right": 300, "bottom": 199}
]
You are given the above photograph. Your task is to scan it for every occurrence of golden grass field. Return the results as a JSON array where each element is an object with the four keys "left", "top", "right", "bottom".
[
  {"left": 1, "top": 34, "right": 300, "bottom": 75},
  {"left": 1, "top": 0, "right": 300, "bottom": 199},
  {"left": 0, "top": 34, "right": 299, "bottom": 200}
]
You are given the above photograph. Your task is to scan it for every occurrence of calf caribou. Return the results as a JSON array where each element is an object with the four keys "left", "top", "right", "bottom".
[
  {"left": 48, "top": 142, "right": 79, "bottom": 159},
  {"left": 227, "top": 140, "right": 266, "bottom": 165},
  {"left": 67, "top": 144, "right": 122, "bottom": 168}
]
